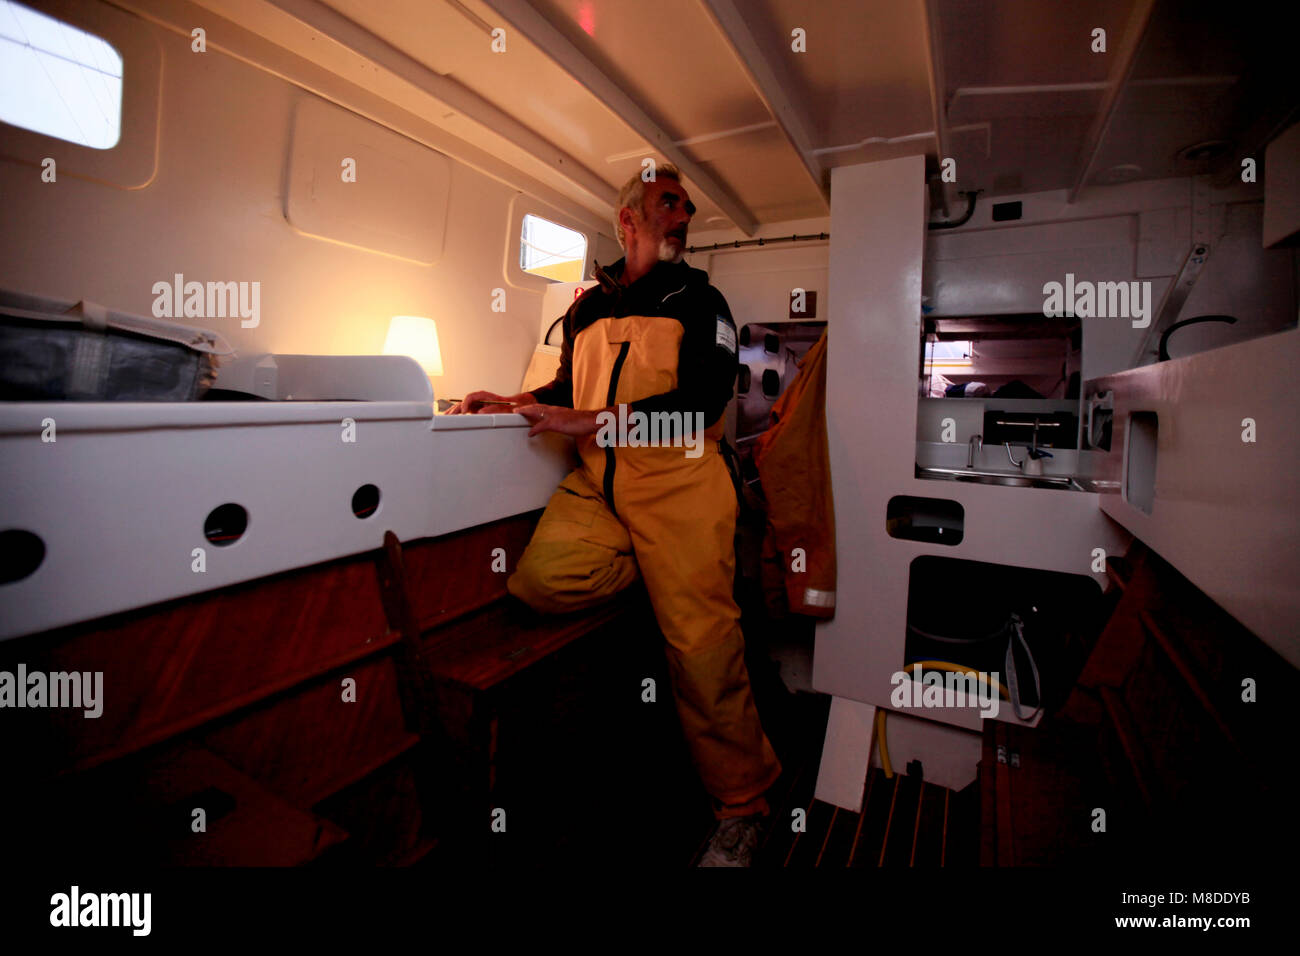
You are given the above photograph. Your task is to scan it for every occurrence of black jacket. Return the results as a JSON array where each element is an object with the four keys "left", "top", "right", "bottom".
[{"left": 529, "top": 258, "right": 739, "bottom": 428}]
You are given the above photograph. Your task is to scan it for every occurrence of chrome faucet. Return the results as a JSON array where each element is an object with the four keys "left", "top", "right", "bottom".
[
  {"left": 967, "top": 433, "right": 982, "bottom": 468},
  {"left": 1006, "top": 417, "right": 1051, "bottom": 470},
  {"left": 1006, "top": 419, "right": 1037, "bottom": 468}
]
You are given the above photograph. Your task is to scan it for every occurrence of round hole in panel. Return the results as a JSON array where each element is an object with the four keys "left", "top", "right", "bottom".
[
  {"left": 352, "top": 484, "right": 380, "bottom": 519},
  {"left": 203, "top": 503, "right": 248, "bottom": 546},
  {"left": 0, "top": 529, "right": 45, "bottom": 583}
]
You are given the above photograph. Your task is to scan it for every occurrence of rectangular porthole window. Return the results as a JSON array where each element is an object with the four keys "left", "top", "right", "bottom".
[
  {"left": 520, "top": 214, "right": 587, "bottom": 282},
  {"left": 923, "top": 339, "right": 972, "bottom": 370},
  {"left": 0, "top": 0, "right": 123, "bottom": 149}
]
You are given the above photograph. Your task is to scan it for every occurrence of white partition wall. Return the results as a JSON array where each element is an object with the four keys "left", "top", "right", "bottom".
[
  {"left": 814, "top": 157, "right": 1132, "bottom": 804},
  {"left": 820, "top": 155, "right": 930, "bottom": 721}
]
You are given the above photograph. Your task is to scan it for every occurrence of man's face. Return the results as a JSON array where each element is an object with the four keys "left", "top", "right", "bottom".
[{"left": 628, "top": 178, "right": 696, "bottom": 263}]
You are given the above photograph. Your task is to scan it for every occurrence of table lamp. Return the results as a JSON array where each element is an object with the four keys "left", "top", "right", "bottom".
[{"left": 382, "top": 316, "right": 443, "bottom": 400}]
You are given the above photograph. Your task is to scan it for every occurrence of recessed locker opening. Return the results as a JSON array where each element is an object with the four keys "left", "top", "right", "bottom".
[
  {"left": 886, "top": 495, "right": 964, "bottom": 545},
  {"left": 904, "top": 556, "right": 1105, "bottom": 713}
]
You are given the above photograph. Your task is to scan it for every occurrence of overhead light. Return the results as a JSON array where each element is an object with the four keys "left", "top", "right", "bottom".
[
  {"left": 1093, "top": 164, "right": 1144, "bottom": 185},
  {"left": 1177, "top": 139, "right": 1231, "bottom": 162}
]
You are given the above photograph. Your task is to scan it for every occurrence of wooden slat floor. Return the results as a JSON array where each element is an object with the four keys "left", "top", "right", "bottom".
[
  {"left": 424, "top": 628, "right": 979, "bottom": 867},
  {"left": 759, "top": 765, "right": 981, "bottom": 869},
  {"left": 702, "top": 685, "right": 980, "bottom": 869},
  {"left": 415, "top": 577, "right": 980, "bottom": 867}
]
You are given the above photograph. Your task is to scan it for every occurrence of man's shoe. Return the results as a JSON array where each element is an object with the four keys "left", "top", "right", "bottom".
[{"left": 696, "top": 814, "right": 764, "bottom": 867}]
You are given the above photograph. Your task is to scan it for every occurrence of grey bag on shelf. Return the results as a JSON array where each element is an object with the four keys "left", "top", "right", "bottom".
[{"left": 0, "top": 290, "right": 234, "bottom": 401}]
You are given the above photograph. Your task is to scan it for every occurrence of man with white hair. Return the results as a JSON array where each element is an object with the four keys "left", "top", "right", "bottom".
[{"left": 453, "top": 164, "right": 782, "bottom": 866}]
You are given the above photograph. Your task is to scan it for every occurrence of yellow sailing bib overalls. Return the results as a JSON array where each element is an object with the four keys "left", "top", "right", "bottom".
[{"left": 508, "top": 259, "right": 782, "bottom": 815}]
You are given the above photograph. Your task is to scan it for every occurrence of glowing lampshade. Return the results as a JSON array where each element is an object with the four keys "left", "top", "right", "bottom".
[{"left": 382, "top": 315, "right": 443, "bottom": 376}]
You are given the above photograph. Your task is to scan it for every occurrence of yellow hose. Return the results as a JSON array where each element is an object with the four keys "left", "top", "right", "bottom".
[
  {"left": 874, "top": 707, "right": 893, "bottom": 779},
  {"left": 904, "top": 660, "right": 1010, "bottom": 700},
  {"left": 876, "top": 663, "right": 1008, "bottom": 781}
]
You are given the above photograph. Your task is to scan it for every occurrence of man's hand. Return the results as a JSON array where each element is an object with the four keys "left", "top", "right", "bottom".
[
  {"left": 447, "top": 390, "right": 531, "bottom": 415},
  {"left": 514, "top": 404, "right": 604, "bottom": 438}
]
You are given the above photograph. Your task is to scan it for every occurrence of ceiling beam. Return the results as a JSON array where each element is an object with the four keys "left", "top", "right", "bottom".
[
  {"left": 1068, "top": 0, "right": 1157, "bottom": 203},
  {"left": 920, "top": 0, "right": 952, "bottom": 218},
  {"left": 263, "top": 0, "right": 619, "bottom": 210},
  {"left": 477, "top": 0, "right": 759, "bottom": 235},
  {"left": 696, "top": 0, "right": 828, "bottom": 209},
  {"left": 116, "top": 0, "right": 612, "bottom": 229}
]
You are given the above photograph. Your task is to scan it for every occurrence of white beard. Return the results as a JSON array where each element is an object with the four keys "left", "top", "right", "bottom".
[{"left": 658, "top": 239, "right": 684, "bottom": 263}]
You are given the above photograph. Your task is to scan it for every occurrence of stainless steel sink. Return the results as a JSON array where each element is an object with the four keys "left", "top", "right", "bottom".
[
  {"left": 1069, "top": 476, "right": 1121, "bottom": 493},
  {"left": 956, "top": 473, "right": 1044, "bottom": 487},
  {"left": 916, "top": 465, "right": 1083, "bottom": 491}
]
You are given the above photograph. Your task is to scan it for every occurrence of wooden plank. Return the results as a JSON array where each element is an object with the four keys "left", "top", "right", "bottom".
[
  {"left": 313, "top": 752, "right": 432, "bottom": 865},
  {"left": 1000, "top": 718, "right": 1117, "bottom": 865},
  {"left": 1123, "top": 546, "right": 1299, "bottom": 785},
  {"left": 909, "top": 785, "right": 941, "bottom": 868},
  {"left": 759, "top": 763, "right": 812, "bottom": 867},
  {"left": 994, "top": 724, "right": 1016, "bottom": 866},
  {"left": 1057, "top": 685, "right": 1107, "bottom": 725},
  {"left": 882, "top": 771, "right": 923, "bottom": 867},
  {"left": 1098, "top": 686, "right": 1158, "bottom": 807},
  {"left": 912, "top": 781, "right": 950, "bottom": 866},
  {"left": 65, "top": 633, "right": 402, "bottom": 774},
  {"left": 877, "top": 774, "right": 902, "bottom": 866},
  {"left": 846, "top": 763, "right": 878, "bottom": 867},
  {"left": 1139, "top": 610, "right": 1247, "bottom": 760},
  {"left": 423, "top": 681, "right": 494, "bottom": 849},
  {"left": 375, "top": 531, "right": 453, "bottom": 748},
  {"left": 400, "top": 513, "right": 540, "bottom": 631},
  {"left": 148, "top": 745, "right": 351, "bottom": 866},
  {"left": 1105, "top": 556, "right": 1131, "bottom": 593},
  {"left": 1075, "top": 600, "right": 1148, "bottom": 689},
  {"left": 202, "top": 655, "right": 411, "bottom": 807},
  {"left": 909, "top": 781, "right": 926, "bottom": 865},
  {"left": 1076, "top": 545, "right": 1156, "bottom": 690},
  {"left": 979, "top": 721, "right": 998, "bottom": 865},
  {"left": 423, "top": 600, "right": 630, "bottom": 691},
  {"left": 302, "top": 733, "right": 421, "bottom": 806},
  {"left": 37, "top": 743, "right": 351, "bottom": 866},
  {"left": 946, "top": 779, "right": 982, "bottom": 867},
  {"left": 785, "top": 800, "right": 835, "bottom": 868},
  {"left": 8, "top": 552, "right": 394, "bottom": 773},
  {"left": 849, "top": 767, "right": 895, "bottom": 867},
  {"left": 759, "top": 691, "right": 833, "bottom": 866},
  {"left": 817, "top": 805, "right": 859, "bottom": 868}
]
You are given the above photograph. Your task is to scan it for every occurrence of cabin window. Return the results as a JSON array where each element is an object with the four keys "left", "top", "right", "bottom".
[
  {"left": 924, "top": 339, "right": 973, "bottom": 370},
  {"left": 0, "top": 1, "right": 123, "bottom": 149},
  {"left": 520, "top": 214, "right": 587, "bottom": 282}
]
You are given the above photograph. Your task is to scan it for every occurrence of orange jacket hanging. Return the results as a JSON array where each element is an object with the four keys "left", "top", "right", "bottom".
[{"left": 752, "top": 328, "right": 837, "bottom": 618}]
